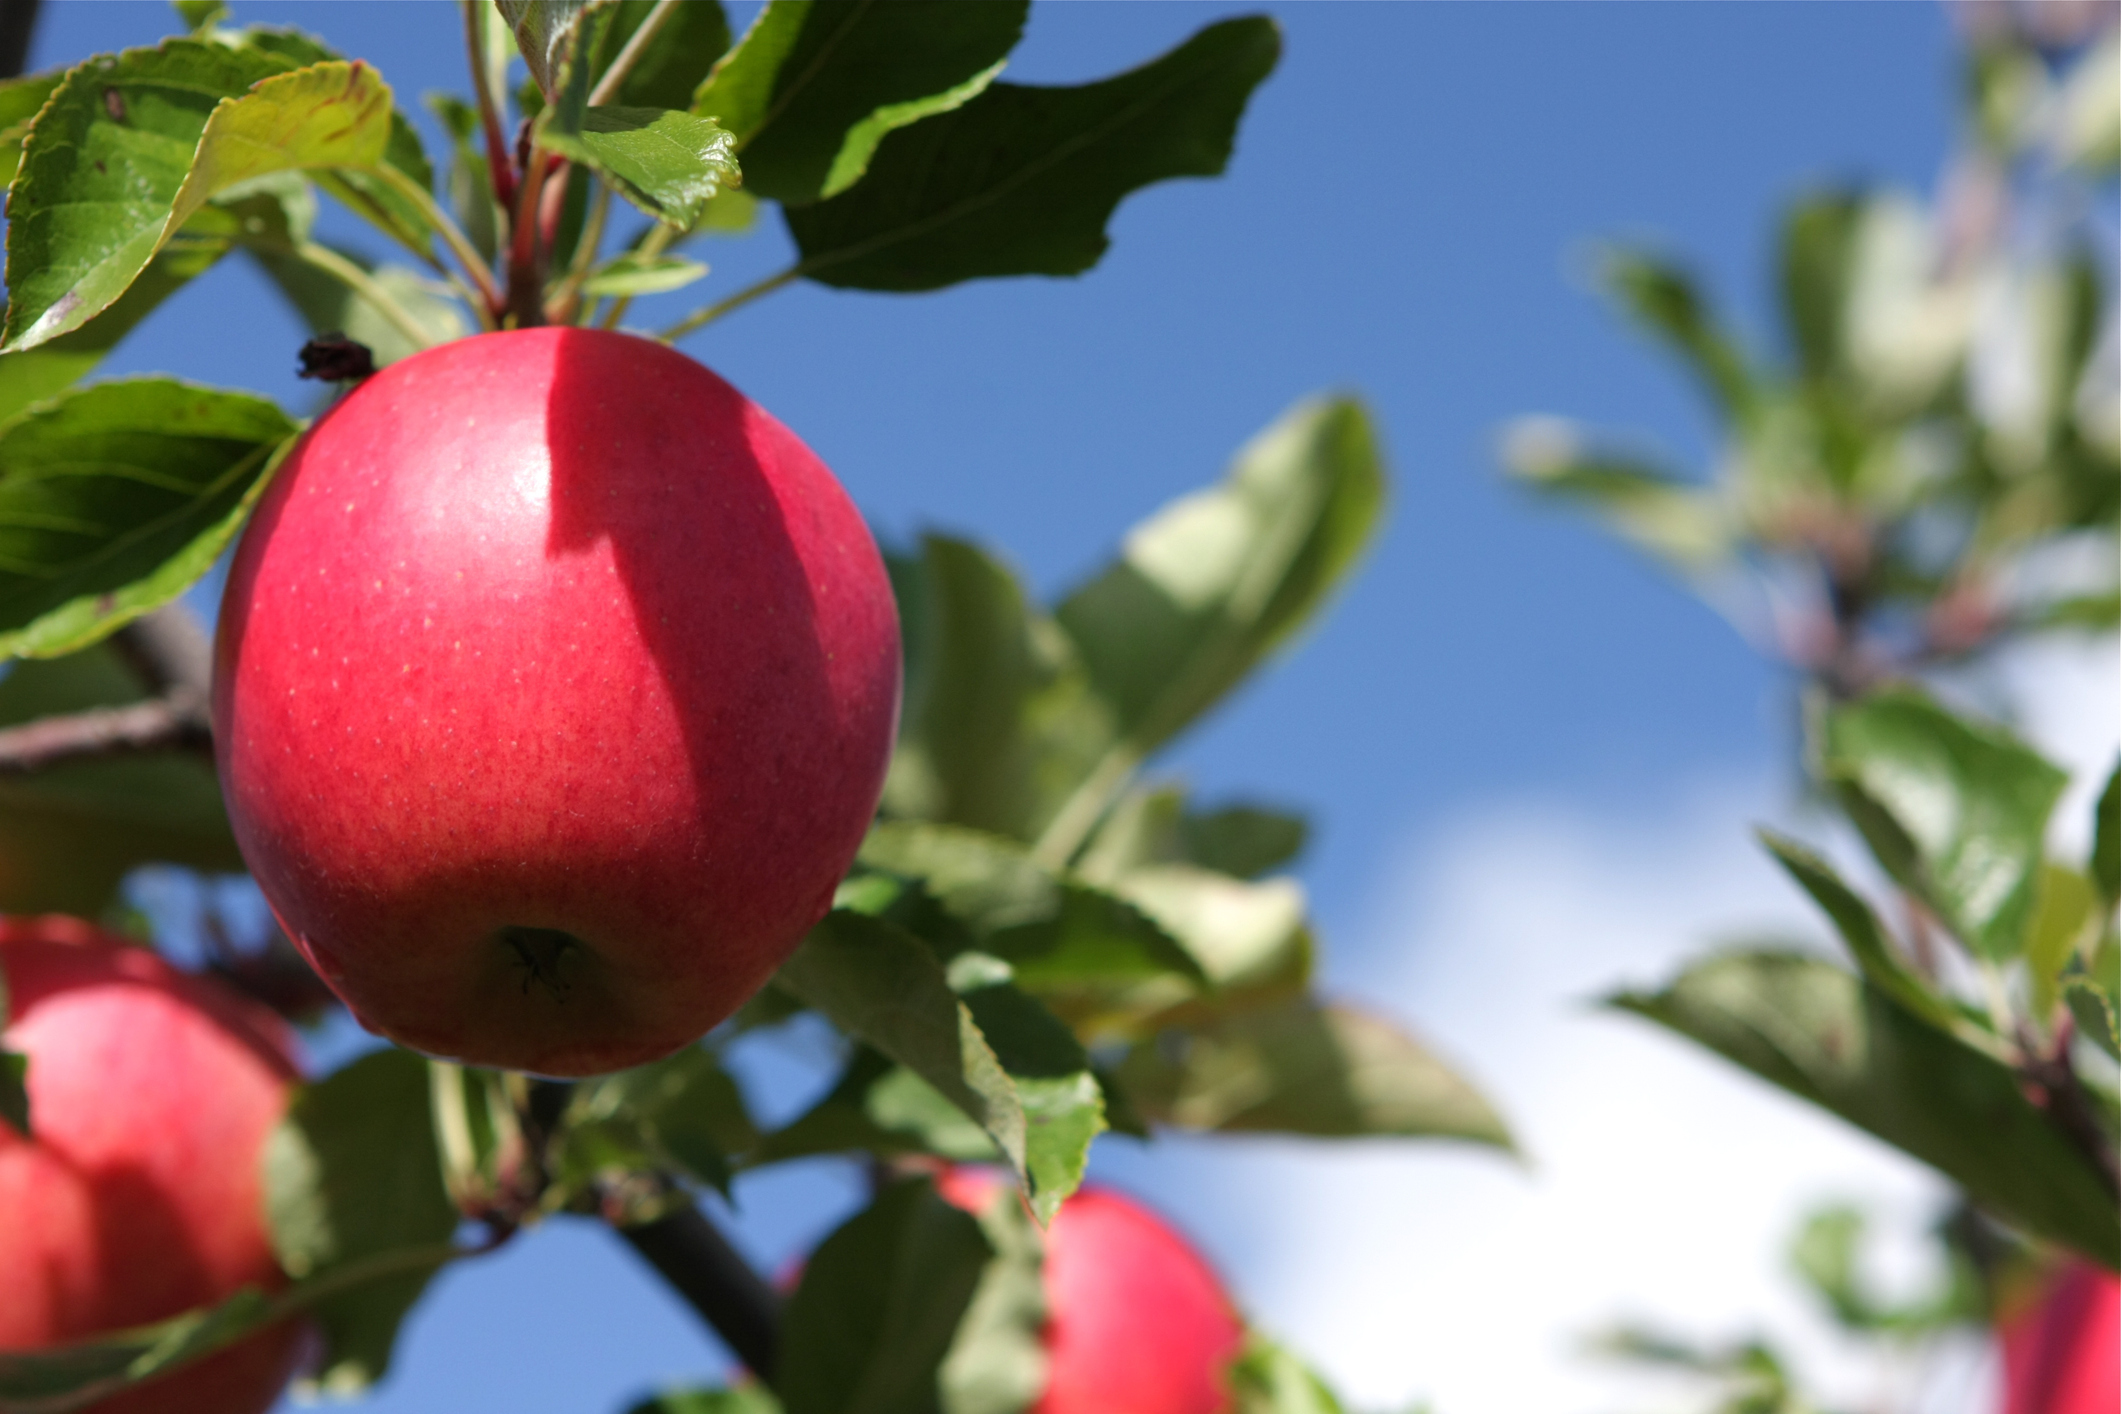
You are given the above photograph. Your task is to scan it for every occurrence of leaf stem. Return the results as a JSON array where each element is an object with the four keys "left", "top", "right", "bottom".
[
  {"left": 654, "top": 266, "right": 799, "bottom": 342},
  {"left": 588, "top": 0, "right": 683, "bottom": 106},
  {"left": 365, "top": 161, "right": 504, "bottom": 316},
  {"left": 462, "top": 0, "right": 518, "bottom": 215},
  {"left": 547, "top": 179, "right": 613, "bottom": 325},
  {"left": 1030, "top": 743, "right": 1142, "bottom": 868},
  {"left": 291, "top": 241, "right": 442, "bottom": 353}
]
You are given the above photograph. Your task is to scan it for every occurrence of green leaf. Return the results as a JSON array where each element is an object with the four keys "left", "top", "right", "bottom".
[
  {"left": 1077, "top": 786, "right": 1308, "bottom": 885},
  {"left": 1056, "top": 395, "right": 1385, "bottom": 774},
  {"left": 538, "top": 100, "right": 738, "bottom": 228},
  {"left": 246, "top": 245, "right": 467, "bottom": 368},
  {"left": 882, "top": 534, "right": 1109, "bottom": 842},
  {"left": 2027, "top": 865, "right": 2100, "bottom": 1020},
  {"left": 784, "top": 16, "right": 1278, "bottom": 291},
  {"left": 557, "top": 1046, "right": 757, "bottom": 1199},
  {"left": 2066, "top": 977, "right": 2120, "bottom": 1060},
  {"left": 700, "top": 0, "right": 1027, "bottom": 205},
  {"left": 0, "top": 71, "right": 66, "bottom": 188},
  {"left": 1119, "top": 996, "right": 1514, "bottom": 1150},
  {"left": 425, "top": 92, "right": 500, "bottom": 264},
  {"left": 2093, "top": 759, "right": 2121, "bottom": 905},
  {"left": 1612, "top": 950, "right": 2120, "bottom": 1269},
  {"left": 0, "top": 641, "right": 242, "bottom": 914},
  {"left": 1777, "top": 191, "right": 1866, "bottom": 384},
  {"left": 779, "top": 1177, "right": 993, "bottom": 1414},
  {"left": 1820, "top": 690, "right": 2070, "bottom": 961},
  {"left": 751, "top": 1050, "right": 994, "bottom": 1169},
  {"left": 582, "top": 0, "right": 731, "bottom": 112},
  {"left": 1499, "top": 422, "right": 1729, "bottom": 574},
  {"left": 581, "top": 251, "right": 710, "bottom": 296},
  {"left": 1229, "top": 1331, "right": 1350, "bottom": 1414},
  {"left": 1106, "top": 865, "right": 1312, "bottom": 1005},
  {"left": 0, "top": 204, "right": 245, "bottom": 426},
  {"left": 1757, "top": 830, "right": 1991, "bottom": 1050},
  {"left": 1596, "top": 247, "right": 1761, "bottom": 426},
  {"left": 0, "top": 377, "right": 298, "bottom": 660},
  {"left": 2, "top": 39, "right": 300, "bottom": 351},
  {"left": 777, "top": 911, "right": 1103, "bottom": 1219},
  {"left": 1181, "top": 804, "right": 1308, "bottom": 880},
  {"left": 629, "top": 1389, "right": 784, "bottom": 1414},
  {"left": 0, "top": 1285, "right": 277, "bottom": 1413},
  {"left": 496, "top": 0, "right": 600, "bottom": 100},
  {"left": 261, "top": 1048, "right": 460, "bottom": 1395},
  {"left": 938, "top": 1180, "right": 1047, "bottom": 1414}
]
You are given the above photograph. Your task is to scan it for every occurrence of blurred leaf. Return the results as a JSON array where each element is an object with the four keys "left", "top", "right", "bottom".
[
  {"left": 752, "top": 1049, "right": 993, "bottom": 1169},
  {"left": 261, "top": 1048, "right": 461, "bottom": 1395},
  {"left": 1229, "top": 1332, "right": 1350, "bottom": 1414},
  {"left": 248, "top": 237, "right": 466, "bottom": 368},
  {"left": 2, "top": 40, "right": 298, "bottom": 351},
  {"left": 1182, "top": 804, "right": 1308, "bottom": 880},
  {"left": 1051, "top": 395, "right": 1383, "bottom": 845},
  {"left": 1778, "top": 191, "right": 1865, "bottom": 385},
  {"left": 424, "top": 92, "right": 500, "bottom": 264},
  {"left": 784, "top": 17, "right": 1277, "bottom": 291},
  {"left": 1107, "top": 865, "right": 1310, "bottom": 1004},
  {"left": 1612, "top": 950, "right": 2120, "bottom": 1268},
  {"left": 777, "top": 910, "right": 1103, "bottom": 1219},
  {"left": 1597, "top": 247, "right": 1762, "bottom": 426},
  {"left": 701, "top": 1, "right": 1025, "bottom": 204},
  {"left": 779, "top": 1178, "right": 992, "bottom": 1414},
  {"left": 2027, "top": 865, "right": 2100, "bottom": 1020},
  {"left": 628, "top": 1389, "right": 784, "bottom": 1414},
  {"left": 883, "top": 535, "right": 1108, "bottom": 842},
  {"left": 1758, "top": 831, "right": 1993, "bottom": 1050},
  {"left": 0, "top": 1285, "right": 276, "bottom": 1413},
  {"left": 558, "top": 1046, "right": 757, "bottom": 1198},
  {"left": 582, "top": 251, "right": 710, "bottom": 296},
  {"left": 1078, "top": 787, "right": 1308, "bottom": 884},
  {"left": 1820, "top": 690, "right": 2068, "bottom": 961},
  {"left": 0, "top": 378, "right": 298, "bottom": 659},
  {"left": 1500, "top": 423, "right": 1728, "bottom": 574},
  {"left": 1119, "top": 996, "right": 1513, "bottom": 1150},
  {"left": 2056, "top": 27, "right": 2119, "bottom": 173},
  {"left": 938, "top": 1180, "right": 1047, "bottom": 1414},
  {"left": 2093, "top": 759, "right": 2121, "bottom": 905},
  {"left": 582, "top": 0, "right": 731, "bottom": 112},
  {"left": 170, "top": 1, "right": 228, "bottom": 32},
  {"left": 0, "top": 642, "right": 242, "bottom": 914},
  {"left": 426, "top": 1061, "right": 523, "bottom": 1218},
  {"left": 2065, "top": 978, "right": 2119, "bottom": 1060}
]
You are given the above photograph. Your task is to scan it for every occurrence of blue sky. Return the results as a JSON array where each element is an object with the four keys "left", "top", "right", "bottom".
[{"left": 19, "top": 3, "right": 2003, "bottom": 1411}]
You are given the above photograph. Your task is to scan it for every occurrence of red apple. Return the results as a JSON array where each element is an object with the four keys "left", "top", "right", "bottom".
[
  {"left": 214, "top": 327, "right": 901, "bottom": 1076},
  {"left": 0, "top": 915, "right": 306, "bottom": 1414},
  {"left": 2001, "top": 1259, "right": 2119, "bottom": 1414},
  {"left": 940, "top": 1170, "right": 1247, "bottom": 1414}
]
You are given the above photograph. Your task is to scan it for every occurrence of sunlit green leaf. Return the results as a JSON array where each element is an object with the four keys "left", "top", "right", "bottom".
[
  {"left": 581, "top": 250, "right": 710, "bottom": 296},
  {"left": 1229, "top": 1331, "right": 1350, "bottom": 1414}
]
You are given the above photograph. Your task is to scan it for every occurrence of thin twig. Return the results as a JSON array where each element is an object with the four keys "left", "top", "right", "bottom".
[
  {"left": 366, "top": 161, "right": 504, "bottom": 317},
  {"left": 654, "top": 266, "right": 798, "bottom": 342},
  {"left": 507, "top": 147, "right": 554, "bottom": 327},
  {"left": 111, "top": 603, "right": 212, "bottom": 698},
  {"left": 545, "top": 180, "right": 613, "bottom": 325},
  {"left": 588, "top": 0, "right": 682, "bottom": 106},
  {"left": 615, "top": 1203, "right": 783, "bottom": 1380},
  {"left": 0, "top": 693, "right": 212, "bottom": 774}
]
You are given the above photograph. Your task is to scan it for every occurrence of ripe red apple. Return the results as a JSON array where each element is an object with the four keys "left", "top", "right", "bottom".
[
  {"left": 214, "top": 327, "right": 901, "bottom": 1076},
  {"left": 2001, "top": 1259, "right": 2119, "bottom": 1414},
  {"left": 0, "top": 915, "right": 306, "bottom": 1414},
  {"left": 940, "top": 1170, "right": 1247, "bottom": 1414}
]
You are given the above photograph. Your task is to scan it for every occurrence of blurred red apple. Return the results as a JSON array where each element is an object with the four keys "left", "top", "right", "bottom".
[
  {"left": 2001, "top": 1259, "right": 2119, "bottom": 1414},
  {"left": 0, "top": 915, "right": 306, "bottom": 1414},
  {"left": 214, "top": 327, "right": 901, "bottom": 1076},
  {"left": 941, "top": 1170, "right": 1247, "bottom": 1414}
]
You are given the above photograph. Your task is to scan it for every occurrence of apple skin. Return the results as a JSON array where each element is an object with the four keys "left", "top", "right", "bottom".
[
  {"left": 940, "top": 1171, "right": 1247, "bottom": 1414},
  {"left": 2001, "top": 1260, "right": 2119, "bottom": 1414},
  {"left": 214, "top": 327, "right": 901, "bottom": 1076},
  {"left": 0, "top": 915, "right": 307, "bottom": 1414}
]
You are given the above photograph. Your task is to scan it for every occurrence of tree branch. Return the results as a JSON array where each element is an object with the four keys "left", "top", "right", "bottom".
[
  {"left": 615, "top": 1203, "right": 783, "bottom": 1381},
  {"left": 0, "top": 693, "right": 211, "bottom": 774}
]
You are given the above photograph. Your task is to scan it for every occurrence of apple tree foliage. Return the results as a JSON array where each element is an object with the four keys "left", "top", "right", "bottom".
[
  {"left": 1502, "top": 5, "right": 2121, "bottom": 1379},
  {"left": 0, "top": 3, "right": 1509, "bottom": 1410}
]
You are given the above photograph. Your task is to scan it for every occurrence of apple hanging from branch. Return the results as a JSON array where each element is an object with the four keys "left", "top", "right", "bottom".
[{"left": 214, "top": 328, "right": 902, "bottom": 1077}]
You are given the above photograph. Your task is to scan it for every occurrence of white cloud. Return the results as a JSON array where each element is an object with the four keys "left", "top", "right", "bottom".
[{"left": 1196, "top": 639, "right": 2116, "bottom": 1414}]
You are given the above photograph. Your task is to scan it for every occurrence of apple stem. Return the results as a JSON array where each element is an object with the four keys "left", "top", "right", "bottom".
[{"left": 616, "top": 1203, "right": 783, "bottom": 1379}]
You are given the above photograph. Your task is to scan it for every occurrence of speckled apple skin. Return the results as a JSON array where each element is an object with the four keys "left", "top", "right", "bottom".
[
  {"left": 214, "top": 328, "right": 901, "bottom": 1076},
  {"left": 942, "top": 1171, "right": 1247, "bottom": 1414},
  {"left": 0, "top": 917, "right": 307, "bottom": 1414}
]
